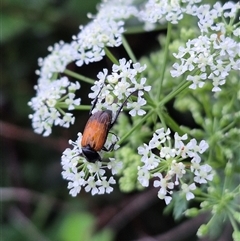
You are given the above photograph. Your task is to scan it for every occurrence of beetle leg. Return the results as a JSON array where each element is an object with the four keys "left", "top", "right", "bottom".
[
  {"left": 102, "top": 131, "right": 119, "bottom": 152},
  {"left": 102, "top": 144, "right": 115, "bottom": 152}
]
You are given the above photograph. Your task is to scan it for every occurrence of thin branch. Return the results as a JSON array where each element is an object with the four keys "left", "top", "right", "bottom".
[
  {"left": 8, "top": 206, "right": 52, "bottom": 241},
  {"left": 0, "top": 187, "right": 64, "bottom": 207},
  {"left": 0, "top": 120, "right": 68, "bottom": 152},
  {"left": 104, "top": 187, "right": 159, "bottom": 231},
  {"left": 134, "top": 212, "right": 210, "bottom": 241}
]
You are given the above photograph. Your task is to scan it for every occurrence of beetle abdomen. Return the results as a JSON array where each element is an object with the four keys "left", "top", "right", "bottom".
[{"left": 81, "top": 110, "right": 112, "bottom": 151}]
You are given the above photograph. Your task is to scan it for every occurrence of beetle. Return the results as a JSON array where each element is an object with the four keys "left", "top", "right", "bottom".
[{"left": 81, "top": 87, "right": 135, "bottom": 162}]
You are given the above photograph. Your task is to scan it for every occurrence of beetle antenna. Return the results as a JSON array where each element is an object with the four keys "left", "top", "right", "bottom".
[
  {"left": 110, "top": 90, "right": 138, "bottom": 128},
  {"left": 89, "top": 82, "right": 106, "bottom": 115}
]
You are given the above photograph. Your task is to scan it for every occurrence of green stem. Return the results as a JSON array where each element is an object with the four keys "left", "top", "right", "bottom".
[
  {"left": 56, "top": 103, "right": 91, "bottom": 111},
  {"left": 162, "top": 112, "right": 185, "bottom": 135},
  {"left": 64, "top": 69, "right": 94, "bottom": 84},
  {"left": 125, "top": 25, "right": 167, "bottom": 35},
  {"left": 122, "top": 35, "right": 137, "bottom": 63},
  {"left": 159, "top": 80, "right": 191, "bottom": 106},
  {"left": 104, "top": 47, "right": 119, "bottom": 65},
  {"left": 157, "top": 22, "right": 172, "bottom": 99},
  {"left": 221, "top": 120, "right": 236, "bottom": 133},
  {"left": 118, "top": 110, "right": 153, "bottom": 145},
  {"left": 70, "top": 105, "right": 91, "bottom": 111},
  {"left": 157, "top": 111, "right": 167, "bottom": 130}
]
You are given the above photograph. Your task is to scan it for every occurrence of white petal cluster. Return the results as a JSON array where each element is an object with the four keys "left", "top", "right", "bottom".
[
  {"left": 74, "top": 0, "right": 138, "bottom": 66},
  {"left": 28, "top": 77, "right": 80, "bottom": 136},
  {"left": 171, "top": 1, "right": 240, "bottom": 92},
  {"left": 36, "top": 41, "right": 78, "bottom": 80},
  {"left": 137, "top": 128, "right": 212, "bottom": 205},
  {"left": 139, "top": 0, "right": 202, "bottom": 26},
  {"left": 89, "top": 58, "right": 151, "bottom": 118},
  {"left": 61, "top": 133, "right": 122, "bottom": 196}
]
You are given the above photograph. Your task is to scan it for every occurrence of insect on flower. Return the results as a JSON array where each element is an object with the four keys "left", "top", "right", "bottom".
[{"left": 81, "top": 85, "right": 135, "bottom": 162}]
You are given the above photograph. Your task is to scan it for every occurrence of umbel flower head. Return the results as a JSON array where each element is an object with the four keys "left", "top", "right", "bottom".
[
  {"left": 138, "top": 128, "right": 213, "bottom": 205},
  {"left": 61, "top": 133, "right": 121, "bottom": 196},
  {"left": 88, "top": 58, "right": 151, "bottom": 118},
  {"left": 28, "top": 77, "right": 80, "bottom": 136},
  {"left": 170, "top": 1, "right": 240, "bottom": 92}
]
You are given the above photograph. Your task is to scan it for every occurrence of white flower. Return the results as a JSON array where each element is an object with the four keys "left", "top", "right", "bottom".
[
  {"left": 129, "top": 77, "right": 151, "bottom": 96},
  {"left": 144, "top": 152, "right": 160, "bottom": 170},
  {"left": 108, "top": 158, "right": 123, "bottom": 175},
  {"left": 174, "top": 132, "right": 188, "bottom": 149},
  {"left": 96, "top": 176, "right": 116, "bottom": 194},
  {"left": 160, "top": 147, "right": 176, "bottom": 159},
  {"left": 67, "top": 171, "right": 86, "bottom": 197},
  {"left": 181, "top": 183, "right": 196, "bottom": 200},
  {"left": 187, "top": 73, "right": 206, "bottom": 89},
  {"left": 157, "top": 189, "right": 172, "bottom": 205},
  {"left": 68, "top": 182, "right": 81, "bottom": 197},
  {"left": 61, "top": 113, "right": 75, "bottom": 128},
  {"left": 154, "top": 173, "right": 174, "bottom": 205},
  {"left": 138, "top": 143, "right": 151, "bottom": 163},
  {"left": 169, "top": 161, "right": 186, "bottom": 185},
  {"left": 170, "top": 62, "right": 188, "bottom": 77},
  {"left": 85, "top": 176, "right": 99, "bottom": 195},
  {"left": 149, "top": 128, "right": 171, "bottom": 148},
  {"left": 208, "top": 73, "right": 226, "bottom": 92},
  {"left": 127, "top": 96, "right": 146, "bottom": 116},
  {"left": 153, "top": 173, "right": 174, "bottom": 194},
  {"left": 137, "top": 166, "right": 151, "bottom": 187},
  {"left": 87, "top": 162, "right": 105, "bottom": 176},
  {"left": 194, "top": 164, "right": 214, "bottom": 184},
  {"left": 65, "top": 93, "right": 81, "bottom": 110},
  {"left": 183, "top": 138, "right": 209, "bottom": 163},
  {"left": 190, "top": 155, "right": 201, "bottom": 172}
]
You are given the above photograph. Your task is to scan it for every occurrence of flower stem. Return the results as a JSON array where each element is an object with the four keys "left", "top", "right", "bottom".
[
  {"left": 157, "top": 22, "right": 172, "bottom": 100},
  {"left": 118, "top": 110, "right": 153, "bottom": 145},
  {"left": 56, "top": 103, "right": 91, "bottom": 111},
  {"left": 159, "top": 81, "right": 191, "bottom": 106},
  {"left": 104, "top": 47, "right": 119, "bottom": 65},
  {"left": 162, "top": 112, "right": 185, "bottom": 135},
  {"left": 70, "top": 105, "right": 91, "bottom": 111},
  {"left": 125, "top": 25, "right": 167, "bottom": 34},
  {"left": 122, "top": 35, "right": 137, "bottom": 63},
  {"left": 64, "top": 69, "right": 94, "bottom": 84}
]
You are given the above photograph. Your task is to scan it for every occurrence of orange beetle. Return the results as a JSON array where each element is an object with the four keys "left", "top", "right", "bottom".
[
  {"left": 81, "top": 87, "right": 135, "bottom": 162},
  {"left": 81, "top": 110, "right": 113, "bottom": 162}
]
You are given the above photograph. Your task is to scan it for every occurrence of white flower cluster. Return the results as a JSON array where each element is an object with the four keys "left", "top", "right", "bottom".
[
  {"left": 89, "top": 58, "right": 151, "bottom": 118},
  {"left": 73, "top": 0, "right": 138, "bottom": 66},
  {"left": 61, "top": 133, "right": 123, "bottom": 196},
  {"left": 139, "top": 0, "right": 202, "bottom": 26},
  {"left": 137, "top": 128, "right": 213, "bottom": 205},
  {"left": 171, "top": 1, "right": 240, "bottom": 92},
  {"left": 28, "top": 77, "right": 80, "bottom": 136},
  {"left": 36, "top": 41, "right": 78, "bottom": 81}
]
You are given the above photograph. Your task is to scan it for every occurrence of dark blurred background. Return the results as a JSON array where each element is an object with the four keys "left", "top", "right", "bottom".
[{"left": 1, "top": 1, "right": 229, "bottom": 241}]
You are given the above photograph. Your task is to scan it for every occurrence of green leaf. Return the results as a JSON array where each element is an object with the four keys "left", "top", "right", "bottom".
[{"left": 57, "top": 212, "right": 95, "bottom": 241}]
